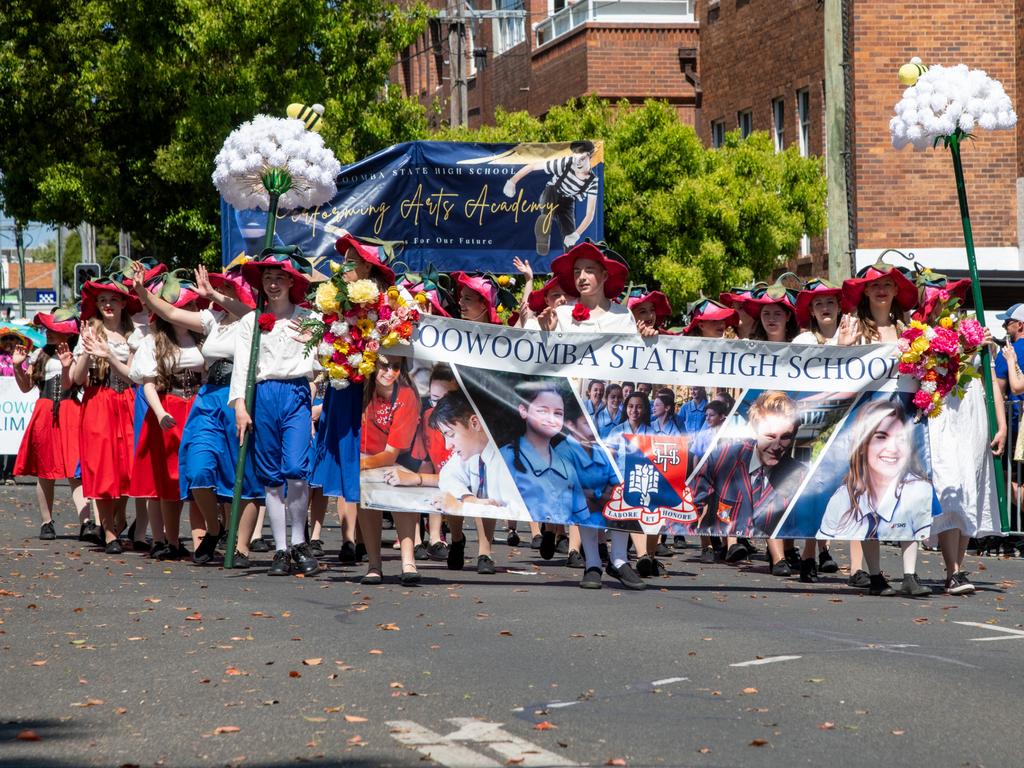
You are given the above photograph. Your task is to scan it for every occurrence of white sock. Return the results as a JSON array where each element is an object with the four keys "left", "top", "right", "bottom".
[
  {"left": 610, "top": 529, "right": 629, "bottom": 569},
  {"left": 901, "top": 541, "right": 918, "bottom": 576},
  {"left": 265, "top": 485, "right": 287, "bottom": 552},
  {"left": 288, "top": 479, "right": 310, "bottom": 547},
  {"left": 580, "top": 526, "right": 602, "bottom": 570}
]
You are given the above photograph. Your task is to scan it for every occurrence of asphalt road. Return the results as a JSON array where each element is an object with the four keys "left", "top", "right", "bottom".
[{"left": 1, "top": 481, "right": 1022, "bottom": 768}]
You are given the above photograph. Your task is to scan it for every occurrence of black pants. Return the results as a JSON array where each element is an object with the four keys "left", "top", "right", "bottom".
[
  {"left": 534, "top": 186, "right": 577, "bottom": 256},
  {"left": 1, "top": 455, "right": 15, "bottom": 481}
]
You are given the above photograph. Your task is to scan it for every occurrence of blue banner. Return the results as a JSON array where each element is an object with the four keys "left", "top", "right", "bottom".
[{"left": 221, "top": 140, "right": 605, "bottom": 273}]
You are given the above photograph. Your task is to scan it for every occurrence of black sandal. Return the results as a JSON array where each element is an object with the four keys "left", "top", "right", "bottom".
[
  {"left": 399, "top": 566, "right": 421, "bottom": 586},
  {"left": 360, "top": 569, "right": 383, "bottom": 586}
]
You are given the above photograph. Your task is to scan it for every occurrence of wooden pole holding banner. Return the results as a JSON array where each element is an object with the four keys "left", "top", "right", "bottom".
[
  {"left": 224, "top": 171, "right": 291, "bottom": 568},
  {"left": 947, "top": 130, "right": 1010, "bottom": 531}
]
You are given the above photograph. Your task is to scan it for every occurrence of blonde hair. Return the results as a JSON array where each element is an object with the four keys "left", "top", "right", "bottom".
[
  {"left": 747, "top": 391, "right": 798, "bottom": 427},
  {"left": 87, "top": 311, "right": 133, "bottom": 383},
  {"left": 150, "top": 316, "right": 203, "bottom": 392}
]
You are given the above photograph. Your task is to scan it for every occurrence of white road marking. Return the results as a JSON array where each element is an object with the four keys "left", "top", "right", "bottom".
[
  {"left": 651, "top": 676, "right": 688, "bottom": 686},
  {"left": 955, "top": 621, "right": 1024, "bottom": 641},
  {"left": 730, "top": 655, "right": 803, "bottom": 667},
  {"left": 387, "top": 718, "right": 578, "bottom": 767}
]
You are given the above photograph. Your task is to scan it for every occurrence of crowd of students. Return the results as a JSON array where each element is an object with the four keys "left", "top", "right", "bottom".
[{"left": 11, "top": 236, "right": 1012, "bottom": 597}]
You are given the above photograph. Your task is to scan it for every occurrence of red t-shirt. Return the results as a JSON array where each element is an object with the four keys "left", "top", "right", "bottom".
[
  {"left": 419, "top": 406, "right": 453, "bottom": 471},
  {"left": 361, "top": 384, "right": 421, "bottom": 456}
]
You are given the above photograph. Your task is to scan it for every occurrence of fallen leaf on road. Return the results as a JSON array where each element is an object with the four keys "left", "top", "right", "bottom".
[
  {"left": 303, "top": 716, "right": 327, "bottom": 723},
  {"left": 912, "top": 617, "right": 928, "bottom": 624},
  {"left": 377, "top": 623, "right": 400, "bottom": 631},
  {"left": 534, "top": 721, "right": 556, "bottom": 730},
  {"left": 806, "top": 678, "right": 825, "bottom": 684},
  {"left": 302, "top": 658, "right": 322, "bottom": 666},
  {"left": 72, "top": 698, "right": 104, "bottom": 708},
  {"left": 288, "top": 671, "right": 301, "bottom": 678},
  {"left": 144, "top": 598, "right": 160, "bottom": 603},
  {"left": 225, "top": 667, "right": 245, "bottom": 676},
  {"left": 31, "top": 660, "right": 46, "bottom": 666},
  {"left": 346, "top": 735, "right": 364, "bottom": 745},
  {"left": 16, "top": 729, "right": 41, "bottom": 741},
  {"left": 742, "top": 687, "right": 758, "bottom": 694},
  {"left": 506, "top": 758, "right": 525, "bottom": 765},
  {"left": 214, "top": 726, "right": 241, "bottom": 735},
  {"left": 749, "top": 739, "right": 769, "bottom": 747},
  {"left": 499, "top": 630, "right": 513, "bottom": 636},
  {"left": 697, "top": 747, "right": 711, "bottom": 754},
  {"left": 891, "top": 729, "right": 906, "bottom": 736},
  {"left": 368, "top": 649, "right": 383, "bottom": 655},
  {"left": 604, "top": 760, "right": 627, "bottom": 766},
  {"left": 818, "top": 722, "right": 835, "bottom": 730},
  {"left": 185, "top": 612, "right": 202, "bottom": 621},
  {"left": 344, "top": 715, "right": 368, "bottom": 723}
]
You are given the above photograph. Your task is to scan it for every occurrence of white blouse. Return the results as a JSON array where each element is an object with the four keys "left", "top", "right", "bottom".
[
  {"left": 129, "top": 334, "right": 205, "bottom": 383},
  {"left": 228, "top": 306, "right": 316, "bottom": 405},
  {"left": 30, "top": 348, "right": 64, "bottom": 379},
  {"left": 199, "top": 309, "right": 241, "bottom": 365},
  {"left": 73, "top": 335, "right": 131, "bottom": 364},
  {"left": 552, "top": 301, "right": 638, "bottom": 334}
]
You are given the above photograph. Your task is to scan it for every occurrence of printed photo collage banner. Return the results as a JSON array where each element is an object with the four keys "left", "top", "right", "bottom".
[{"left": 367, "top": 317, "right": 939, "bottom": 541}]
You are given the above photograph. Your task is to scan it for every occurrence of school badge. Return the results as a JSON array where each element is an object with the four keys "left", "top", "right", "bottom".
[{"left": 603, "top": 434, "right": 697, "bottom": 527}]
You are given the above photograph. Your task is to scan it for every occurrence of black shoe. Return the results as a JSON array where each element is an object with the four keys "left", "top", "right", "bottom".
[
  {"left": 477, "top": 554, "right": 496, "bottom": 575},
  {"left": 650, "top": 558, "right": 668, "bottom": 577},
  {"left": 566, "top": 549, "right": 585, "bottom": 569},
  {"left": 104, "top": 539, "right": 123, "bottom": 555},
  {"left": 580, "top": 566, "right": 603, "bottom": 589},
  {"left": 291, "top": 543, "right": 319, "bottom": 575},
  {"left": 738, "top": 537, "right": 758, "bottom": 556},
  {"left": 506, "top": 529, "right": 520, "bottom": 548},
  {"left": 799, "top": 558, "right": 819, "bottom": 583},
  {"left": 426, "top": 541, "right": 449, "bottom": 561},
  {"left": 308, "top": 539, "right": 325, "bottom": 558},
  {"left": 530, "top": 534, "right": 543, "bottom": 550},
  {"left": 848, "top": 569, "right": 871, "bottom": 589},
  {"left": 338, "top": 540, "right": 357, "bottom": 564},
  {"left": 249, "top": 537, "right": 270, "bottom": 553},
  {"left": 605, "top": 561, "right": 646, "bottom": 590},
  {"left": 216, "top": 530, "right": 228, "bottom": 552},
  {"left": 673, "top": 535, "right": 688, "bottom": 550},
  {"left": 230, "top": 550, "right": 252, "bottom": 569},
  {"left": 556, "top": 534, "right": 570, "bottom": 554},
  {"left": 125, "top": 520, "right": 136, "bottom": 543},
  {"left": 818, "top": 548, "right": 839, "bottom": 573},
  {"left": 784, "top": 546, "right": 801, "bottom": 569},
  {"left": 132, "top": 539, "right": 150, "bottom": 552},
  {"left": 360, "top": 569, "right": 383, "bottom": 585},
  {"left": 149, "top": 540, "right": 170, "bottom": 559},
  {"left": 724, "top": 543, "right": 747, "bottom": 564},
  {"left": 945, "top": 571, "right": 976, "bottom": 595},
  {"left": 447, "top": 536, "right": 466, "bottom": 570},
  {"left": 899, "top": 573, "right": 930, "bottom": 597},
  {"left": 39, "top": 521, "right": 56, "bottom": 540},
  {"left": 413, "top": 543, "right": 429, "bottom": 561},
  {"left": 193, "top": 532, "right": 221, "bottom": 565},
  {"left": 655, "top": 540, "right": 673, "bottom": 558},
  {"left": 869, "top": 573, "right": 896, "bottom": 596},
  {"left": 80, "top": 521, "right": 103, "bottom": 546},
  {"left": 598, "top": 542, "right": 609, "bottom": 563},
  {"left": 770, "top": 559, "right": 792, "bottom": 577},
  {"left": 636, "top": 555, "right": 654, "bottom": 578},
  {"left": 399, "top": 568, "right": 421, "bottom": 586},
  {"left": 699, "top": 546, "right": 717, "bottom": 564},
  {"left": 157, "top": 544, "right": 184, "bottom": 561},
  {"left": 268, "top": 550, "right": 291, "bottom": 576},
  {"left": 539, "top": 530, "right": 557, "bottom": 560},
  {"left": 354, "top": 542, "right": 367, "bottom": 562}
]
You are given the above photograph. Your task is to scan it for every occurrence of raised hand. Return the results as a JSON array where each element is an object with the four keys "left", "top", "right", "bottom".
[
  {"left": 536, "top": 306, "right": 557, "bottom": 332},
  {"left": 11, "top": 344, "right": 27, "bottom": 367},
  {"left": 637, "top": 320, "right": 659, "bottom": 338},
  {"left": 56, "top": 342, "right": 73, "bottom": 368},
  {"left": 194, "top": 264, "right": 215, "bottom": 298},
  {"left": 837, "top": 314, "right": 860, "bottom": 346},
  {"left": 512, "top": 256, "right": 533, "bottom": 282}
]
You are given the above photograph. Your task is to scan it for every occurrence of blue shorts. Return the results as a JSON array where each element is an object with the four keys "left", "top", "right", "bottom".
[{"left": 251, "top": 378, "right": 311, "bottom": 488}]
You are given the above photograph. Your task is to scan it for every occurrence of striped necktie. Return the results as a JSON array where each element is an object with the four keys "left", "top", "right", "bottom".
[{"left": 476, "top": 455, "right": 488, "bottom": 499}]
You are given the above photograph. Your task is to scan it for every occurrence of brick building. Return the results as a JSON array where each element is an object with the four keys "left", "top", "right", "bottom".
[
  {"left": 391, "top": 1, "right": 701, "bottom": 128},
  {"left": 697, "top": 0, "right": 1023, "bottom": 305}
]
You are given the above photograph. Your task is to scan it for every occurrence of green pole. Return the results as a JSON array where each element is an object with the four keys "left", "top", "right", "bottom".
[
  {"left": 947, "top": 130, "right": 1010, "bottom": 532},
  {"left": 223, "top": 189, "right": 282, "bottom": 568}
]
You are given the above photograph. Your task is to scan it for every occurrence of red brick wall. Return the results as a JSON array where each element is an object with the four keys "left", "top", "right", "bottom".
[{"left": 851, "top": 0, "right": 1018, "bottom": 252}]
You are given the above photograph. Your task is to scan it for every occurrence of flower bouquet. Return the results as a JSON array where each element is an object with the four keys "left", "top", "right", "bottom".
[
  {"left": 302, "top": 270, "right": 420, "bottom": 389},
  {"left": 898, "top": 293, "right": 986, "bottom": 418}
]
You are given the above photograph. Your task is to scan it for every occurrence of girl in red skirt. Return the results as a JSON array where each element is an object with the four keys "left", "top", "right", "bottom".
[
  {"left": 129, "top": 276, "right": 206, "bottom": 561},
  {"left": 70, "top": 279, "right": 141, "bottom": 554},
  {"left": 13, "top": 310, "right": 90, "bottom": 540}
]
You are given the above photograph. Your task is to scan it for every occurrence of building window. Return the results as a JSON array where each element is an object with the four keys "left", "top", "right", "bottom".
[
  {"left": 797, "top": 88, "right": 810, "bottom": 157},
  {"left": 493, "top": 0, "right": 525, "bottom": 56},
  {"left": 738, "top": 110, "right": 752, "bottom": 139},
  {"left": 772, "top": 98, "right": 784, "bottom": 152},
  {"left": 711, "top": 120, "right": 725, "bottom": 148}
]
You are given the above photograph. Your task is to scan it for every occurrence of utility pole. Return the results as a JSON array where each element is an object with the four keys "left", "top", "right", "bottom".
[
  {"left": 447, "top": 0, "right": 468, "bottom": 127},
  {"left": 824, "top": 0, "right": 853, "bottom": 281}
]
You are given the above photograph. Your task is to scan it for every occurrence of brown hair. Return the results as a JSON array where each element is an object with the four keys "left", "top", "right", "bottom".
[
  {"left": 747, "top": 390, "right": 799, "bottom": 427},
  {"left": 750, "top": 306, "right": 800, "bottom": 342},
  {"left": 86, "top": 311, "right": 134, "bottom": 383},
  {"left": 149, "top": 316, "right": 203, "bottom": 392},
  {"left": 855, "top": 295, "right": 903, "bottom": 343}
]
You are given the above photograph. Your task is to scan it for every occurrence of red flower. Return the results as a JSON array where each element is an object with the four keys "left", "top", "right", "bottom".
[
  {"left": 571, "top": 304, "right": 591, "bottom": 322},
  {"left": 257, "top": 313, "right": 276, "bottom": 332},
  {"left": 322, "top": 312, "right": 338, "bottom": 325}
]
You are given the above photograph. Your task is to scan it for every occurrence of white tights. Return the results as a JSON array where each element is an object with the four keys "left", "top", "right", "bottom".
[
  {"left": 265, "top": 480, "right": 310, "bottom": 552},
  {"left": 580, "top": 527, "right": 630, "bottom": 569}
]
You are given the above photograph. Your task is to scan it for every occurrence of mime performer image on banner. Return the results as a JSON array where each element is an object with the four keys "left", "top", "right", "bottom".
[
  {"left": 690, "top": 391, "right": 808, "bottom": 537},
  {"left": 502, "top": 141, "right": 599, "bottom": 257}
]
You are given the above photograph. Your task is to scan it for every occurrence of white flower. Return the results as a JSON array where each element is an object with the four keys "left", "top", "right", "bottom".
[
  {"left": 317, "top": 341, "right": 334, "bottom": 357},
  {"left": 921, "top": 380, "right": 937, "bottom": 394},
  {"left": 213, "top": 115, "right": 342, "bottom": 211},
  {"left": 330, "top": 320, "right": 349, "bottom": 336},
  {"left": 891, "top": 62, "right": 1017, "bottom": 150},
  {"left": 329, "top": 378, "right": 350, "bottom": 390},
  {"left": 347, "top": 353, "right": 363, "bottom": 367}
]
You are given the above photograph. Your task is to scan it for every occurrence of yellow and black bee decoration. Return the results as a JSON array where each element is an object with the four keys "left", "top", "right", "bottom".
[
  {"left": 898, "top": 56, "right": 928, "bottom": 86},
  {"left": 287, "top": 102, "right": 325, "bottom": 132}
]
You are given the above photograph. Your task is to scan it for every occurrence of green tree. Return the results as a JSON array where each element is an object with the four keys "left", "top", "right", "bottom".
[
  {"left": 0, "top": 0, "right": 431, "bottom": 269},
  {"left": 435, "top": 98, "right": 826, "bottom": 308}
]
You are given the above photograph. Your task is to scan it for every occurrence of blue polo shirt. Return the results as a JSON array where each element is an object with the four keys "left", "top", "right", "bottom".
[
  {"left": 499, "top": 436, "right": 589, "bottom": 526},
  {"left": 596, "top": 405, "right": 624, "bottom": 438},
  {"left": 555, "top": 436, "right": 618, "bottom": 500},
  {"left": 584, "top": 400, "right": 605, "bottom": 420},
  {"left": 675, "top": 398, "right": 708, "bottom": 434},
  {"left": 994, "top": 338, "right": 1024, "bottom": 429}
]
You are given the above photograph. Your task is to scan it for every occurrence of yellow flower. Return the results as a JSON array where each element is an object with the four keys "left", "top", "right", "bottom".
[
  {"left": 347, "top": 278, "right": 379, "bottom": 306},
  {"left": 900, "top": 352, "right": 919, "bottom": 364},
  {"left": 363, "top": 350, "right": 378, "bottom": 363},
  {"left": 910, "top": 320, "right": 928, "bottom": 331},
  {"left": 497, "top": 275, "right": 511, "bottom": 287},
  {"left": 415, "top": 293, "right": 428, "bottom": 305},
  {"left": 334, "top": 341, "right": 349, "bottom": 355},
  {"left": 387, "top": 286, "right": 400, "bottom": 299},
  {"left": 910, "top": 336, "right": 930, "bottom": 354},
  {"left": 382, "top": 331, "right": 399, "bottom": 347},
  {"left": 358, "top": 360, "right": 376, "bottom": 377},
  {"left": 315, "top": 282, "right": 341, "bottom": 314},
  {"left": 326, "top": 362, "right": 347, "bottom": 380},
  {"left": 329, "top": 261, "right": 342, "bottom": 274},
  {"left": 357, "top": 318, "right": 375, "bottom": 335},
  {"left": 939, "top": 316, "right": 954, "bottom": 328}
]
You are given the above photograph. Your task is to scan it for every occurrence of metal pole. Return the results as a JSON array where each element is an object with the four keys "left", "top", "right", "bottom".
[
  {"left": 55, "top": 225, "right": 63, "bottom": 305},
  {"left": 948, "top": 131, "right": 1010, "bottom": 531},
  {"left": 14, "top": 223, "right": 26, "bottom": 320}
]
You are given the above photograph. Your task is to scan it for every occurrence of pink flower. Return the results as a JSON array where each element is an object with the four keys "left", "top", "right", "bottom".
[
  {"left": 902, "top": 327, "right": 922, "bottom": 342},
  {"left": 929, "top": 327, "right": 960, "bottom": 355},
  {"left": 379, "top": 305, "right": 393, "bottom": 321},
  {"left": 896, "top": 338, "right": 911, "bottom": 352},
  {"left": 913, "top": 389, "right": 933, "bottom": 410},
  {"left": 365, "top": 339, "right": 380, "bottom": 353},
  {"left": 959, "top": 317, "right": 985, "bottom": 347},
  {"left": 323, "top": 331, "right": 336, "bottom": 345},
  {"left": 898, "top": 361, "right": 917, "bottom": 374}
]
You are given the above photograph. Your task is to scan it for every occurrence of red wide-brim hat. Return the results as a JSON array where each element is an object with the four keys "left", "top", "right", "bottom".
[
  {"left": 794, "top": 279, "right": 845, "bottom": 327},
  {"left": 334, "top": 233, "right": 396, "bottom": 286},
  {"left": 627, "top": 291, "right": 672, "bottom": 321},
  {"left": 841, "top": 262, "right": 918, "bottom": 313},
  {"left": 719, "top": 284, "right": 765, "bottom": 309},
  {"left": 410, "top": 286, "right": 451, "bottom": 318},
  {"left": 741, "top": 286, "right": 797, "bottom": 321},
  {"left": 527, "top": 277, "right": 565, "bottom": 314},
  {"left": 33, "top": 311, "right": 80, "bottom": 336},
  {"left": 81, "top": 279, "right": 143, "bottom": 320},
  {"left": 683, "top": 299, "right": 739, "bottom": 335},
  {"left": 208, "top": 270, "right": 257, "bottom": 309},
  {"left": 454, "top": 272, "right": 500, "bottom": 324},
  {"left": 550, "top": 241, "right": 629, "bottom": 299},
  {"left": 242, "top": 253, "right": 312, "bottom": 306}
]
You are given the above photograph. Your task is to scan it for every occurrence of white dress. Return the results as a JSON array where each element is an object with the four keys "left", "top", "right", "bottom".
[{"left": 926, "top": 378, "right": 1000, "bottom": 545}]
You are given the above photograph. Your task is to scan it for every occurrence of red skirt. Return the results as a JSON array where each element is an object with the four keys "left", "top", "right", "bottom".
[
  {"left": 15, "top": 397, "right": 82, "bottom": 480},
  {"left": 80, "top": 385, "right": 136, "bottom": 500},
  {"left": 129, "top": 392, "right": 194, "bottom": 501}
]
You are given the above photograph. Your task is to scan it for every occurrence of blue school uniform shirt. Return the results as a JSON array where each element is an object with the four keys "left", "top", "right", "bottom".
[
  {"left": 675, "top": 398, "right": 707, "bottom": 434},
  {"left": 499, "top": 436, "right": 589, "bottom": 526},
  {"left": 584, "top": 399, "right": 605, "bottom": 420},
  {"left": 555, "top": 436, "right": 617, "bottom": 503},
  {"left": 596, "top": 405, "right": 624, "bottom": 438},
  {"left": 651, "top": 416, "right": 682, "bottom": 436}
]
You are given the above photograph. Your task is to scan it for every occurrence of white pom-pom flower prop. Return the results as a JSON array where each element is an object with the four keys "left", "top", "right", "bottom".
[
  {"left": 212, "top": 112, "right": 341, "bottom": 211},
  {"left": 890, "top": 59, "right": 1017, "bottom": 150}
]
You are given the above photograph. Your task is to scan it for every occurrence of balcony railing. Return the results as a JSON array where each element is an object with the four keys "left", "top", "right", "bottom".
[{"left": 534, "top": 0, "right": 694, "bottom": 48}]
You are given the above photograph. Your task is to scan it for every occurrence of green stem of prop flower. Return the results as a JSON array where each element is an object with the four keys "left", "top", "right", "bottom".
[
  {"left": 947, "top": 130, "right": 1010, "bottom": 532},
  {"left": 224, "top": 188, "right": 283, "bottom": 569}
]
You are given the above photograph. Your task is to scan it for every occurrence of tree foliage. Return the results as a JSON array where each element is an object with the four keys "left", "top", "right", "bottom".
[
  {"left": 436, "top": 98, "right": 827, "bottom": 307},
  {"left": 0, "top": 0, "right": 430, "bottom": 267}
]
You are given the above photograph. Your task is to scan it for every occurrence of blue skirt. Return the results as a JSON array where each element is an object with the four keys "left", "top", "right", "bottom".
[
  {"left": 178, "top": 382, "right": 262, "bottom": 501},
  {"left": 309, "top": 383, "right": 362, "bottom": 503},
  {"left": 133, "top": 385, "right": 148, "bottom": 452}
]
